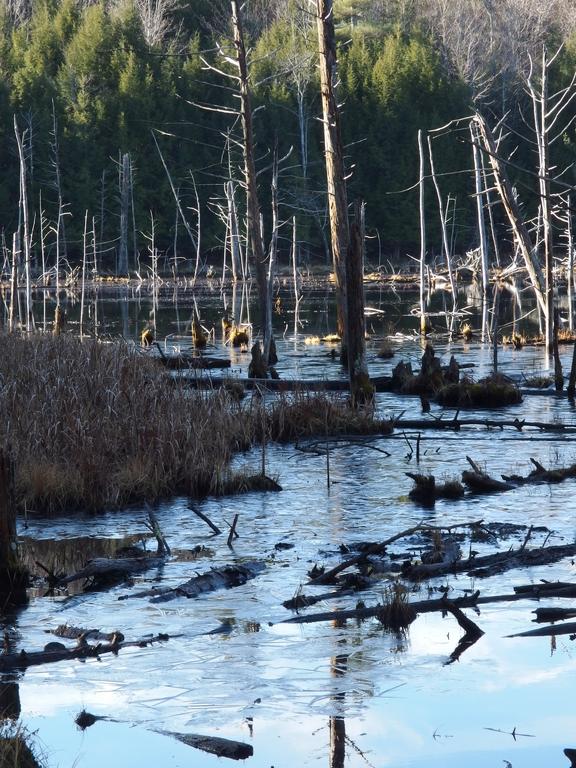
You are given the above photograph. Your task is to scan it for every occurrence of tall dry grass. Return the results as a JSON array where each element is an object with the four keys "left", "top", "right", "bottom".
[{"left": 0, "top": 335, "right": 390, "bottom": 514}]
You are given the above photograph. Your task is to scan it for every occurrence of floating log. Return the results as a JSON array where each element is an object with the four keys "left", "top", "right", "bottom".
[
  {"left": 158, "top": 729, "right": 253, "bottom": 761},
  {"left": 0, "top": 633, "right": 169, "bottom": 672},
  {"left": 119, "top": 561, "right": 265, "bottom": 603}
]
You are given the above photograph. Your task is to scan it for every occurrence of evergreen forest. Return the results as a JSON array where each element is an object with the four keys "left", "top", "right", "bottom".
[{"left": 2, "top": 0, "right": 576, "bottom": 273}]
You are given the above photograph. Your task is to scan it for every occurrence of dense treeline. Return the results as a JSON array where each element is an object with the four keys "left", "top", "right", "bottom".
[{"left": 1, "top": 0, "right": 576, "bottom": 272}]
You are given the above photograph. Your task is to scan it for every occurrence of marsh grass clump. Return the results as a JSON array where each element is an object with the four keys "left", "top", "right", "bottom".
[
  {"left": 0, "top": 721, "right": 44, "bottom": 768},
  {"left": 523, "top": 374, "right": 552, "bottom": 388},
  {"left": 377, "top": 582, "right": 416, "bottom": 630},
  {"left": 1, "top": 335, "right": 389, "bottom": 514},
  {"left": 264, "top": 391, "right": 392, "bottom": 443},
  {"left": 436, "top": 373, "right": 522, "bottom": 408},
  {"left": 1, "top": 335, "right": 254, "bottom": 513}
]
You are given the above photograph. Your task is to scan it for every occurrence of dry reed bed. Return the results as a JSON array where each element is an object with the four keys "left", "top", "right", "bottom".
[{"left": 0, "top": 335, "right": 390, "bottom": 514}]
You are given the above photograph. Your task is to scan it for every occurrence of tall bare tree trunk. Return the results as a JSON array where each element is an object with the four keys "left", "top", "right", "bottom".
[
  {"left": 566, "top": 194, "right": 574, "bottom": 332},
  {"left": 316, "top": 0, "right": 348, "bottom": 356},
  {"left": 14, "top": 116, "right": 31, "bottom": 332},
  {"left": 470, "top": 121, "right": 490, "bottom": 340},
  {"left": 118, "top": 152, "right": 130, "bottom": 276},
  {"left": 231, "top": 0, "right": 273, "bottom": 366},
  {"left": 347, "top": 201, "right": 372, "bottom": 404},
  {"left": 418, "top": 129, "right": 428, "bottom": 335}
]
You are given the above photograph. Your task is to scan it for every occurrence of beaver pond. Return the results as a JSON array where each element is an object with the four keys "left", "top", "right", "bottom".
[{"left": 6, "top": 279, "right": 576, "bottom": 767}]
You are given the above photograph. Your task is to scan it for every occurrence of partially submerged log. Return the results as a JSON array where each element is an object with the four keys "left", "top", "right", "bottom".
[
  {"left": 281, "top": 582, "right": 576, "bottom": 626},
  {"left": 57, "top": 554, "right": 166, "bottom": 588},
  {"left": 119, "top": 561, "right": 265, "bottom": 603},
  {"left": 158, "top": 729, "right": 253, "bottom": 761},
  {"left": 0, "top": 633, "right": 169, "bottom": 672},
  {"left": 403, "top": 541, "right": 576, "bottom": 580},
  {"left": 57, "top": 509, "right": 169, "bottom": 589}
]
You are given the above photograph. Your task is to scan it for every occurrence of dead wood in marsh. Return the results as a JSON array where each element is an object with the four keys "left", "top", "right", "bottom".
[
  {"left": 406, "top": 473, "right": 464, "bottom": 505},
  {"left": 118, "top": 561, "right": 265, "bottom": 603},
  {"left": 402, "top": 541, "right": 576, "bottom": 580},
  {"left": 158, "top": 729, "right": 253, "bottom": 761},
  {"left": 307, "top": 520, "right": 483, "bottom": 586},
  {"left": 507, "top": 622, "right": 576, "bottom": 638},
  {"left": 461, "top": 456, "right": 576, "bottom": 496},
  {"left": 0, "top": 633, "right": 169, "bottom": 672},
  {"left": 56, "top": 555, "right": 166, "bottom": 588},
  {"left": 280, "top": 582, "right": 576, "bottom": 626}
]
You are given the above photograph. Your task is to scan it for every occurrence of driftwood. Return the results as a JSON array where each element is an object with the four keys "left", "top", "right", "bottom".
[
  {"left": 281, "top": 582, "right": 576, "bottom": 626},
  {"left": 462, "top": 456, "right": 576, "bottom": 496},
  {"left": 158, "top": 729, "right": 253, "bottom": 761},
  {"left": 462, "top": 456, "right": 514, "bottom": 493},
  {"left": 403, "top": 541, "right": 576, "bottom": 580},
  {"left": 57, "top": 508, "right": 169, "bottom": 588},
  {"left": 391, "top": 416, "right": 573, "bottom": 434},
  {"left": 507, "top": 622, "right": 576, "bottom": 638},
  {"left": 532, "top": 607, "right": 576, "bottom": 623},
  {"left": 0, "top": 633, "right": 169, "bottom": 672},
  {"left": 307, "top": 520, "right": 483, "bottom": 585},
  {"left": 57, "top": 554, "right": 166, "bottom": 587},
  {"left": 49, "top": 625, "right": 123, "bottom": 642},
  {"left": 119, "top": 561, "right": 265, "bottom": 603}
]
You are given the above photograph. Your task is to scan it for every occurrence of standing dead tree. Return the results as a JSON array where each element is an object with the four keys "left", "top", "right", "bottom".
[
  {"left": 316, "top": 0, "right": 371, "bottom": 403},
  {"left": 525, "top": 46, "right": 576, "bottom": 355},
  {"left": 316, "top": 0, "right": 348, "bottom": 350}
]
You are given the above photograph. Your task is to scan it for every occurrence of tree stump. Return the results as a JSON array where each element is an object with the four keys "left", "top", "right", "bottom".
[{"left": 0, "top": 452, "right": 28, "bottom": 604}]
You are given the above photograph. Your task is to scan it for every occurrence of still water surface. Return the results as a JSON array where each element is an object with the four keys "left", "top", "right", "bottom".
[{"left": 9, "top": 281, "right": 576, "bottom": 767}]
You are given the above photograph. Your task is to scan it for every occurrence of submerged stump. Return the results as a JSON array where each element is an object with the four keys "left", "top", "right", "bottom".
[{"left": 0, "top": 452, "right": 28, "bottom": 604}]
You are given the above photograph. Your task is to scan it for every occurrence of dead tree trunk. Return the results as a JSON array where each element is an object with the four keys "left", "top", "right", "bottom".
[
  {"left": 14, "top": 116, "right": 32, "bottom": 332},
  {"left": 231, "top": 0, "right": 273, "bottom": 367},
  {"left": 528, "top": 49, "right": 554, "bottom": 354},
  {"left": 470, "top": 120, "right": 490, "bottom": 338},
  {"left": 316, "top": 0, "right": 348, "bottom": 359},
  {"left": 0, "top": 452, "right": 27, "bottom": 603},
  {"left": 118, "top": 151, "right": 130, "bottom": 276},
  {"left": 418, "top": 129, "right": 427, "bottom": 335},
  {"left": 347, "top": 201, "right": 372, "bottom": 405}
]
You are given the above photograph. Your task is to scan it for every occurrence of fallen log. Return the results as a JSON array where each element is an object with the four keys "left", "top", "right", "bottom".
[
  {"left": 158, "top": 729, "right": 253, "bottom": 761},
  {"left": 57, "top": 555, "right": 166, "bottom": 587},
  {"left": 532, "top": 607, "right": 576, "bottom": 623},
  {"left": 177, "top": 374, "right": 394, "bottom": 392},
  {"left": 462, "top": 456, "right": 515, "bottom": 493},
  {"left": 307, "top": 520, "right": 483, "bottom": 585},
  {"left": 57, "top": 508, "right": 169, "bottom": 588},
  {"left": 280, "top": 583, "right": 576, "bottom": 625},
  {"left": 403, "top": 541, "right": 576, "bottom": 580},
  {"left": 507, "top": 621, "right": 576, "bottom": 638},
  {"left": 0, "top": 633, "right": 169, "bottom": 672},
  {"left": 118, "top": 561, "right": 265, "bottom": 603}
]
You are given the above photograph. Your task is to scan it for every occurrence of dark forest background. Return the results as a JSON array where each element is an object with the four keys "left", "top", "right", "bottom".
[{"left": 2, "top": 0, "right": 576, "bottom": 272}]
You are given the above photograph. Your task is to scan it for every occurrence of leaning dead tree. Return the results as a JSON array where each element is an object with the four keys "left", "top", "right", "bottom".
[{"left": 473, "top": 112, "right": 546, "bottom": 317}]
